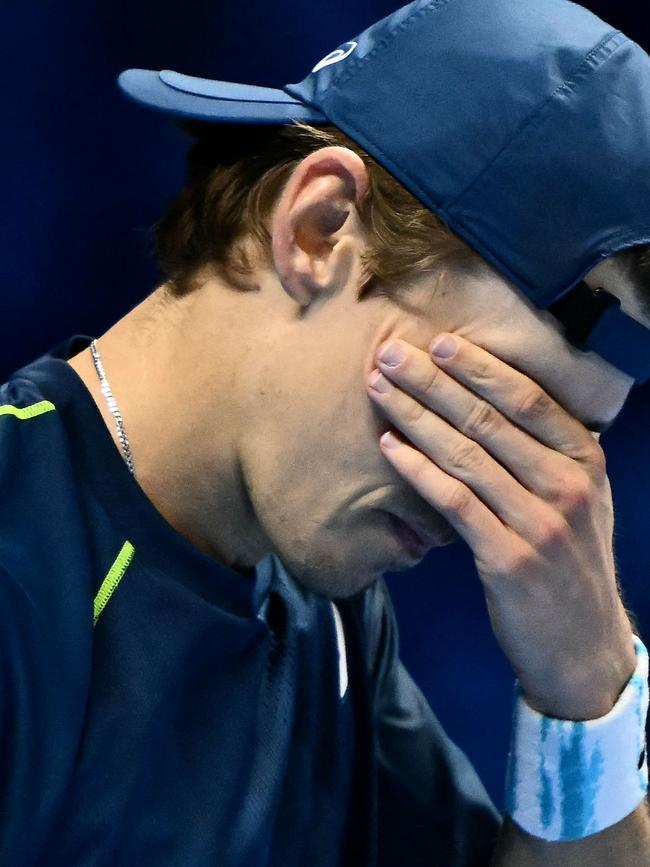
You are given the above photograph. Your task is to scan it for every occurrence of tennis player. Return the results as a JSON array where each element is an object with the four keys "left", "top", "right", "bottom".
[{"left": 2, "top": 0, "right": 649, "bottom": 863}]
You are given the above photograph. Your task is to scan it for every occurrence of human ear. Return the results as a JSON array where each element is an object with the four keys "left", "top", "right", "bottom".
[{"left": 270, "top": 146, "right": 370, "bottom": 307}]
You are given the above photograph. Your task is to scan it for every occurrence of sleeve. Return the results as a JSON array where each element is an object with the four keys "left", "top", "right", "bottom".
[
  {"left": 0, "top": 565, "right": 92, "bottom": 865},
  {"left": 363, "top": 577, "right": 503, "bottom": 867}
]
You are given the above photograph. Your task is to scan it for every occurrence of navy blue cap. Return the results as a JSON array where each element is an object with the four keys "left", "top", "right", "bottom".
[{"left": 118, "top": 0, "right": 650, "bottom": 383}]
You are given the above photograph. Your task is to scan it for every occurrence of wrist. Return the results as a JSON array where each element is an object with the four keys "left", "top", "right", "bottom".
[
  {"left": 505, "top": 634, "right": 649, "bottom": 842},
  {"left": 520, "top": 629, "right": 638, "bottom": 721}
]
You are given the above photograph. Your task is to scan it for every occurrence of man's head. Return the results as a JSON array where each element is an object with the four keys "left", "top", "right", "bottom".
[
  {"left": 107, "top": 0, "right": 650, "bottom": 597},
  {"left": 104, "top": 123, "right": 646, "bottom": 599},
  {"left": 119, "top": 0, "right": 650, "bottom": 387}
]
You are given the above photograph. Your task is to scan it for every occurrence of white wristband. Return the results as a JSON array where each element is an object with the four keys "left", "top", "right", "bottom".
[{"left": 505, "top": 635, "right": 649, "bottom": 842}]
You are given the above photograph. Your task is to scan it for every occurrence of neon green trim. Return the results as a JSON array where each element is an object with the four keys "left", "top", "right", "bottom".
[
  {"left": 93, "top": 541, "right": 135, "bottom": 626},
  {"left": 0, "top": 401, "right": 56, "bottom": 420}
]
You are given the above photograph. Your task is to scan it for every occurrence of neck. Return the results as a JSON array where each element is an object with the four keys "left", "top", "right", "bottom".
[{"left": 67, "top": 282, "right": 273, "bottom": 575}]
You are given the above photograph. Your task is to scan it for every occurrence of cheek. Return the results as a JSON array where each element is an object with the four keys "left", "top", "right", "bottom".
[{"left": 239, "top": 364, "right": 387, "bottom": 532}]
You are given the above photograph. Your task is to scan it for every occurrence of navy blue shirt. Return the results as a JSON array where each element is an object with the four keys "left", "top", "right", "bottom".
[{"left": 0, "top": 335, "right": 501, "bottom": 866}]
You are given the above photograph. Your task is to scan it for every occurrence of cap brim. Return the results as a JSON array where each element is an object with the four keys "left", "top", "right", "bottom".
[{"left": 117, "top": 69, "right": 326, "bottom": 124}]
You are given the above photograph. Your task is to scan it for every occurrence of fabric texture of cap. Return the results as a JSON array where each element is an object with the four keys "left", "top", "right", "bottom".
[{"left": 117, "top": 0, "right": 650, "bottom": 383}]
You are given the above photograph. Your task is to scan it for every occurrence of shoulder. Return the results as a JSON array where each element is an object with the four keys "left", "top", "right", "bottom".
[
  {"left": 0, "top": 371, "right": 94, "bottom": 622},
  {"left": 0, "top": 373, "right": 70, "bottom": 491},
  {"left": 0, "top": 373, "right": 60, "bottom": 440}
]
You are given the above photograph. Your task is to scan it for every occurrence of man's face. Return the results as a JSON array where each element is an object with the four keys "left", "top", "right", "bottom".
[{"left": 234, "top": 256, "right": 638, "bottom": 599}]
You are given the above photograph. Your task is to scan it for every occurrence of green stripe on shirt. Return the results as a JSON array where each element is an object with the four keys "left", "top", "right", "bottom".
[
  {"left": 93, "top": 541, "right": 135, "bottom": 625},
  {"left": 0, "top": 401, "right": 56, "bottom": 420}
]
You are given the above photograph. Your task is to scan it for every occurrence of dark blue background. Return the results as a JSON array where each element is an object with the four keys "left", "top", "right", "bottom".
[{"left": 4, "top": 0, "right": 648, "bottom": 809}]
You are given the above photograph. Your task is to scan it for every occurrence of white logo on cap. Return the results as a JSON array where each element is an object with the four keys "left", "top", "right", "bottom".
[{"left": 312, "top": 41, "right": 358, "bottom": 73}]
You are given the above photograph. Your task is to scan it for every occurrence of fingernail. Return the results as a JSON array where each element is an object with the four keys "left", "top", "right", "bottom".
[
  {"left": 368, "top": 369, "right": 392, "bottom": 394},
  {"left": 377, "top": 341, "right": 406, "bottom": 366},
  {"left": 380, "top": 431, "right": 401, "bottom": 449},
  {"left": 430, "top": 334, "right": 457, "bottom": 358}
]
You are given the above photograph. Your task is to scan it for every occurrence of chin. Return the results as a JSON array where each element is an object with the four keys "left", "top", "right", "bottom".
[
  {"left": 274, "top": 517, "right": 461, "bottom": 599},
  {"left": 291, "top": 560, "right": 384, "bottom": 601},
  {"left": 274, "top": 540, "right": 388, "bottom": 601}
]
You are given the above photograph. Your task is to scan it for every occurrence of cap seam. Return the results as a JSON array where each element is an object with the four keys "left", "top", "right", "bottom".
[
  {"left": 449, "top": 30, "right": 628, "bottom": 210},
  {"left": 322, "top": 109, "right": 546, "bottom": 298},
  {"left": 321, "top": 0, "right": 457, "bottom": 97},
  {"left": 321, "top": 109, "right": 459, "bottom": 245},
  {"left": 325, "top": 106, "right": 533, "bottom": 296},
  {"left": 159, "top": 71, "right": 304, "bottom": 105}
]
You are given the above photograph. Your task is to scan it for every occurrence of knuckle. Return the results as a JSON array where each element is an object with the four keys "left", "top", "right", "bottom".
[
  {"left": 559, "top": 474, "right": 593, "bottom": 515},
  {"left": 467, "top": 357, "right": 493, "bottom": 386},
  {"left": 462, "top": 400, "right": 501, "bottom": 440},
  {"left": 503, "top": 546, "right": 539, "bottom": 576},
  {"left": 449, "top": 440, "right": 484, "bottom": 473},
  {"left": 584, "top": 440, "right": 607, "bottom": 475},
  {"left": 443, "top": 483, "right": 474, "bottom": 518},
  {"left": 482, "top": 543, "right": 538, "bottom": 581},
  {"left": 404, "top": 399, "right": 427, "bottom": 425},
  {"left": 421, "top": 363, "right": 442, "bottom": 396},
  {"left": 514, "top": 387, "right": 552, "bottom": 424},
  {"left": 536, "top": 514, "right": 569, "bottom": 550}
]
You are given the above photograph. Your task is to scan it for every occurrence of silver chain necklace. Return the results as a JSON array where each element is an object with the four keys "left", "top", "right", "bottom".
[{"left": 89, "top": 339, "right": 136, "bottom": 476}]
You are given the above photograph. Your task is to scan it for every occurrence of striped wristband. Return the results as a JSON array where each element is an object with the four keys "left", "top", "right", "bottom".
[{"left": 505, "top": 635, "right": 649, "bottom": 842}]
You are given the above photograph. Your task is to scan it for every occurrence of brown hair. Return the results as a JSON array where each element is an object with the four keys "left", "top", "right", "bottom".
[
  {"left": 153, "top": 119, "right": 650, "bottom": 317},
  {"left": 153, "top": 119, "right": 490, "bottom": 301}
]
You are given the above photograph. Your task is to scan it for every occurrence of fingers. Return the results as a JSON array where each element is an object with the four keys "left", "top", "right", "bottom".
[
  {"left": 423, "top": 334, "right": 603, "bottom": 467},
  {"left": 377, "top": 428, "right": 522, "bottom": 567},
  {"left": 368, "top": 367, "right": 561, "bottom": 545}
]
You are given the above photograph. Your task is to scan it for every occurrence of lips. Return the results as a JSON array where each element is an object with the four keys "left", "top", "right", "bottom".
[
  {"left": 391, "top": 509, "right": 432, "bottom": 544},
  {"left": 394, "top": 514, "right": 427, "bottom": 545},
  {"left": 385, "top": 511, "right": 433, "bottom": 556}
]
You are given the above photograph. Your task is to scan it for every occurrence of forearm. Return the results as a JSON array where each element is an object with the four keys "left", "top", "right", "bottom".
[{"left": 491, "top": 800, "right": 650, "bottom": 867}]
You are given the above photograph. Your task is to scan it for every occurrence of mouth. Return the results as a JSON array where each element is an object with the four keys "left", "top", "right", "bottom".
[{"left": 382, "top": 510, "right": 435, "bottom": 559}]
